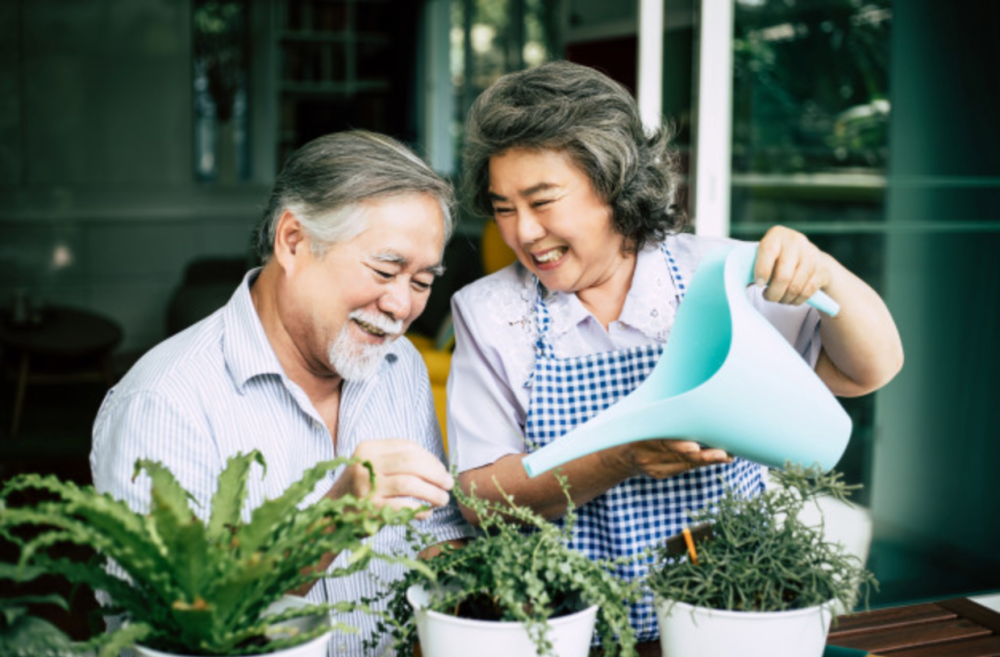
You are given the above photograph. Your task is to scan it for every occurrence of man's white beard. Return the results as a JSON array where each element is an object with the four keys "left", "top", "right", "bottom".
[{"left": 328, "top": 310, "right": 403, "bottom": 381}]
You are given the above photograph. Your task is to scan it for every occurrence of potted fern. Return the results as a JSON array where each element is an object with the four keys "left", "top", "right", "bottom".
[
  {"left": 647, "top": 464, "right": 876, "bottom": 657},
  {"left": 0, "top": 450, "right": 418, "bottom": 657},
  {"left": 373, "top": 473, "right": 638, "bottom": 657},
  {"left": 0, "top": 562, "right": 83, "bottom": 657}
]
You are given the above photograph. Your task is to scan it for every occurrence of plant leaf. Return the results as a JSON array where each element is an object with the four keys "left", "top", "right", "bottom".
[
  {"left": 207, "top": 451, "right": 265, "bottom": 543},
  {"left": 137, "top": 459, "right": 210, "bottom": 601},
  {"left": 92, "top": 621, "right": 152, "bottom": 657},
  {"left": 237, "top": 457, "right": 356, "bottom": 554}
]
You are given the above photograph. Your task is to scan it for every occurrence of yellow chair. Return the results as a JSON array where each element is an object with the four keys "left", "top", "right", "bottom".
[{"left": 411, "top": 222, "right": 516, "bottom": 452}]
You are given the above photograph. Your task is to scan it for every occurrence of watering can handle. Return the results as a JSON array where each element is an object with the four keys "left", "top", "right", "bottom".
[
  {"left": 805, "top": 290, "right": 840, "bottom": 317},
  {"left": 746, "top": 253, "right": 840, "bottom": 317}
]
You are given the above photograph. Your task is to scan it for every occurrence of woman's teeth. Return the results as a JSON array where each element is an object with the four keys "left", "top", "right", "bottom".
[{"left": 535, "top": 247, "right": 567, "bottom": 264}]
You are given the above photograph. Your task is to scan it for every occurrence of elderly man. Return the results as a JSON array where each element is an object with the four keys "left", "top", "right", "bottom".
[{"left": 90, "top": 130, "right": 473, "bottom": 656}]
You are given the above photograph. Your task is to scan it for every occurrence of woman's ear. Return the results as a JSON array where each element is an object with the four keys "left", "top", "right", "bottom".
[{"left": 273, "top": 209, "right": 308, "bottom": 270}]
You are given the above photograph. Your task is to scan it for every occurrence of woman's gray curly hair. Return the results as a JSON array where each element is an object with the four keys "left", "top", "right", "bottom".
[{"left": 462, "top": 60, "right": 687, "bottom": 253}]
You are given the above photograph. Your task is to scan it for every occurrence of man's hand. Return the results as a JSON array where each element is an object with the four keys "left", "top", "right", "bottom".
[{"left": 330, "top": 439, "right": 454, "bottom": 520}]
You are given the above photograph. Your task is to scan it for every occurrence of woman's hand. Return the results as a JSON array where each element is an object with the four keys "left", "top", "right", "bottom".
[
  {"left": 607, "top": 439, "right": 732, "bottom": 480},
  {"left": 752, "top": 225, "right": 904, "bottom": 397},
  {"left": 458, "top": 439, "right": 731, "bottom": 525},
  {"left": 753, "top": 225, "right": 835, "bottom": 306}
]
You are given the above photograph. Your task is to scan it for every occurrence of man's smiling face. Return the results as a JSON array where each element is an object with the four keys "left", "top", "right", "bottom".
[{"left": 286, "top": 192, "right": 445, "bottom": 381}]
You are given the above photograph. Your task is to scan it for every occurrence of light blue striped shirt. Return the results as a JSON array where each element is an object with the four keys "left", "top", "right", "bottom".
[{"left": 91, "top": 269, "right": 473, "bottom": 657}]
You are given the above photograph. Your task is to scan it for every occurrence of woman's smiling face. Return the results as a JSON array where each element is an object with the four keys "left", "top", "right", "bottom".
[{"left": 488, "top": 148, "right": 628, "bottom": 295}]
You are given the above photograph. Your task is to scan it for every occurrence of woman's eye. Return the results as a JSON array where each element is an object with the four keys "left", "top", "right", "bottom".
[
  {"left": 493, "top": 206, "right": 514, "bottom": 216},
  {"left": 533, "top": 199, "right": 553, "bottom": 208}
]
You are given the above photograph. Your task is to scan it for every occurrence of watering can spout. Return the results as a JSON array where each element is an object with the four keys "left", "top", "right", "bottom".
[{"left": 521, "top": 243, "right": 852, "bottom": 478}]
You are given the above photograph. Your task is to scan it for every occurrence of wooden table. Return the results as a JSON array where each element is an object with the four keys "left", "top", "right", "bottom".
[
  {"left": 0, "top": 306, "right": 122, "bottom": 437},
  {"left": 827, "top": 597, "right": 1000, "bottom": 656},
  {"left": 629, "top": 597, "right": 1000, "bottom": 656}
]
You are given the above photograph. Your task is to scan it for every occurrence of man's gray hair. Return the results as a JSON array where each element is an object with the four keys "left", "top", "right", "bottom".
[
  {"left": 255, "top": 130, "right": 455, "bottom": 263},
  {"left": 462, "top": 60, "right": 686, "bottom": 253}
]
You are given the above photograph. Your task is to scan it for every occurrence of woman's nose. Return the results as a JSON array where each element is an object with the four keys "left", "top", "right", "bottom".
[{"left": 516, "top": 210, "right": 546, "bottom": 245}]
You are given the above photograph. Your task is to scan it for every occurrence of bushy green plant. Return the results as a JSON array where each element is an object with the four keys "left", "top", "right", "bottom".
[
  {"left": 647, "top": 464, "right": 876, "bottom": 614},
  {"left": 0, "top": 563, "right": 81, "bottom": 657},
  {"left": 374, "top": 472, "right": 638, "bottom": 657},
  {"left": 0, "top": 451, "right": 418, "bottom": 656}
]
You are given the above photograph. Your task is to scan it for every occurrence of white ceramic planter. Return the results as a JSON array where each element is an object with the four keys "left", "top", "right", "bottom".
[
  {"left": 655, "top": 597, "right": 833, "bottom": 657},
  {"left": 407, "top": 584, "right": 598, "bottom": 657},
  {"left": 133, "top": 596, "right": 332, "bottom": 657}
]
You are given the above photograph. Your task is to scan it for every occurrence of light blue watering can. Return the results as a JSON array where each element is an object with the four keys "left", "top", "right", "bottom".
[{"left": 522, "top": 242, "right": 851, "bottom": 478}]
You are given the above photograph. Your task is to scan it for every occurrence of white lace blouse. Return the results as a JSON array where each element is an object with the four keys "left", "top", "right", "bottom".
[{"left": 447, "top": 233, "right": 823, "bottom": 472}]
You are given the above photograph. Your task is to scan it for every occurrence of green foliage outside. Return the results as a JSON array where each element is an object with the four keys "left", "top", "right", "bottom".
[
  {"left": 373, "top": 471, "right": 639, "bottom": 657},
  {"left": 733, "top": 0, "right": 892, "bottom": 173},
  {"left": 0, "top": 451, "right": 419, "bottom": 656},
  {"left": 648, "top": 464, "right": 877, "bottom": 614}
]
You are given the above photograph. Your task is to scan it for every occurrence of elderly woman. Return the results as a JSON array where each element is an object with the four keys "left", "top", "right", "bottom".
[{"left": 447, "top": 60, "right": 903, "bottom": 640}]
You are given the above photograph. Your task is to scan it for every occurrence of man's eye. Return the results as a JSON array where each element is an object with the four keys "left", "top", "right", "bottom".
[
  {"left": 493, "top": 206, "right": 514, "bottom": 215},
  {"left": 532, "top": 199, "right": 553, "bottom": 208},
  {"left": 412, "top": 279, "right": 433, "bottom": 292},
  {"left": 374, "top": 269, "right": 394, "bottom": 280}
]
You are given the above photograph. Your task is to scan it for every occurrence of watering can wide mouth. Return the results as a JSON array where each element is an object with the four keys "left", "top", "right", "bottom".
[{"left": 522, "top": 242, "right": 852, "bottom": 478}]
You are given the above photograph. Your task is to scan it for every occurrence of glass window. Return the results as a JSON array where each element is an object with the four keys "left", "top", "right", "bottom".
[
  {"left": 730, "top": 0, "right": 893, "bottom": 506},
  {"left": 193, "top": 0, "right": 251, "bottom": 183},
  {"left": 728, "top": 0, "right": 1000, "bottom": 606},
  {"left": 451, "top": 0, "right": 558, "bottom": 174}
]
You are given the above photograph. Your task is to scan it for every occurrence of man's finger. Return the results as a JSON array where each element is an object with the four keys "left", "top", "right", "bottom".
[
  {"left": 378, "top": 474, "right": 452, "bottom": 508},
  {"left": 356, "top": 440, "right": 455, "bottom": 490}
]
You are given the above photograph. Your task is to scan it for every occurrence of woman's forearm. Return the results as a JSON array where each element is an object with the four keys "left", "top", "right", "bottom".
[
  {"left": 816, "top": 257, "right": 904, "bottom": 396},
  {"left": 457, "top": 448, "right": 633, "bottom": 525}
]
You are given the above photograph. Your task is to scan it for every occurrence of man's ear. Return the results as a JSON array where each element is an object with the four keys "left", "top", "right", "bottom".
[{"left": 273, "top": 209, "right": 308, "bottom": 271}]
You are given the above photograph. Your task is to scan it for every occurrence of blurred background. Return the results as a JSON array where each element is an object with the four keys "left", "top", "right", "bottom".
[{"left": 0, "top": 0, "right": 998, "bottom": 638}]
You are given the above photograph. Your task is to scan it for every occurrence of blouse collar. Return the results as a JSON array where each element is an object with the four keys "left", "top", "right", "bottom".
[{"left": 541, "top": 243, "right": 681, "bottom": 343}]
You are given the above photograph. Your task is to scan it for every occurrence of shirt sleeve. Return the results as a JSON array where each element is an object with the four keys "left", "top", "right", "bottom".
[
  {"left": 447, "top": 287, "right": 530, "bottom": 474},
  {"left": 90, "top": 388, "right": 222, "bottom": 521},
  {"left": 747, "top": 285, "right": 823, "bottom": 368}
]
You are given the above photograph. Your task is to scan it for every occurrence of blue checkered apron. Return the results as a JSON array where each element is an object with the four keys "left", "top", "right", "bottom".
[{"left": 523, "top": 245, "right": 764, "bottom": 642}]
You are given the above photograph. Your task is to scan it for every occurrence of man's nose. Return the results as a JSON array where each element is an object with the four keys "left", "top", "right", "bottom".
[{"left": 378, "top": 280, "right": 412, "bottom": 321}]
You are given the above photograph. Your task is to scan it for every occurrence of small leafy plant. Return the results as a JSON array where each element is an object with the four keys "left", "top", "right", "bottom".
[
  {"left": 0, "top": 563, "right": 81, "bottom": 657},
  {"left": 374, "top": 472, "right": 638, "bottom": 657},
  {"left": 647, "top": 464, "right": 877, "bottom": 614},
  {"left": 0, "top": 451, "right": 418, "bottom": 656}
]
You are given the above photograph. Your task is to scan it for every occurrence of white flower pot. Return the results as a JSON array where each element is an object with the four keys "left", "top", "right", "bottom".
[
  {"left": 407, "top": 584, "right": 598, "bottom": 657},
  {"left": 655, "top": 597, "right": 833, "bottom": 657},
  {"left": 133, "top": 596, "right": 332, "bottom": 657}
]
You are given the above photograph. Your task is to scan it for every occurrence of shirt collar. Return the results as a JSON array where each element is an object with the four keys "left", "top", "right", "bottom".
[
  {"left": 222, "top": 268, "right": 286, "bottom": 392},
  {"left": 543, "top": 244, "right": 678, "bottom": 341}
]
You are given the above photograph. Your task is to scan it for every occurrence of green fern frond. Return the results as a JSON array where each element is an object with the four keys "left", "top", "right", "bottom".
[
  {"left": 0, "top": 451, "right": 418, "bottom": 656},
  {"left": 207, "top": 450, "right": 265, "bottom": 543}
]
